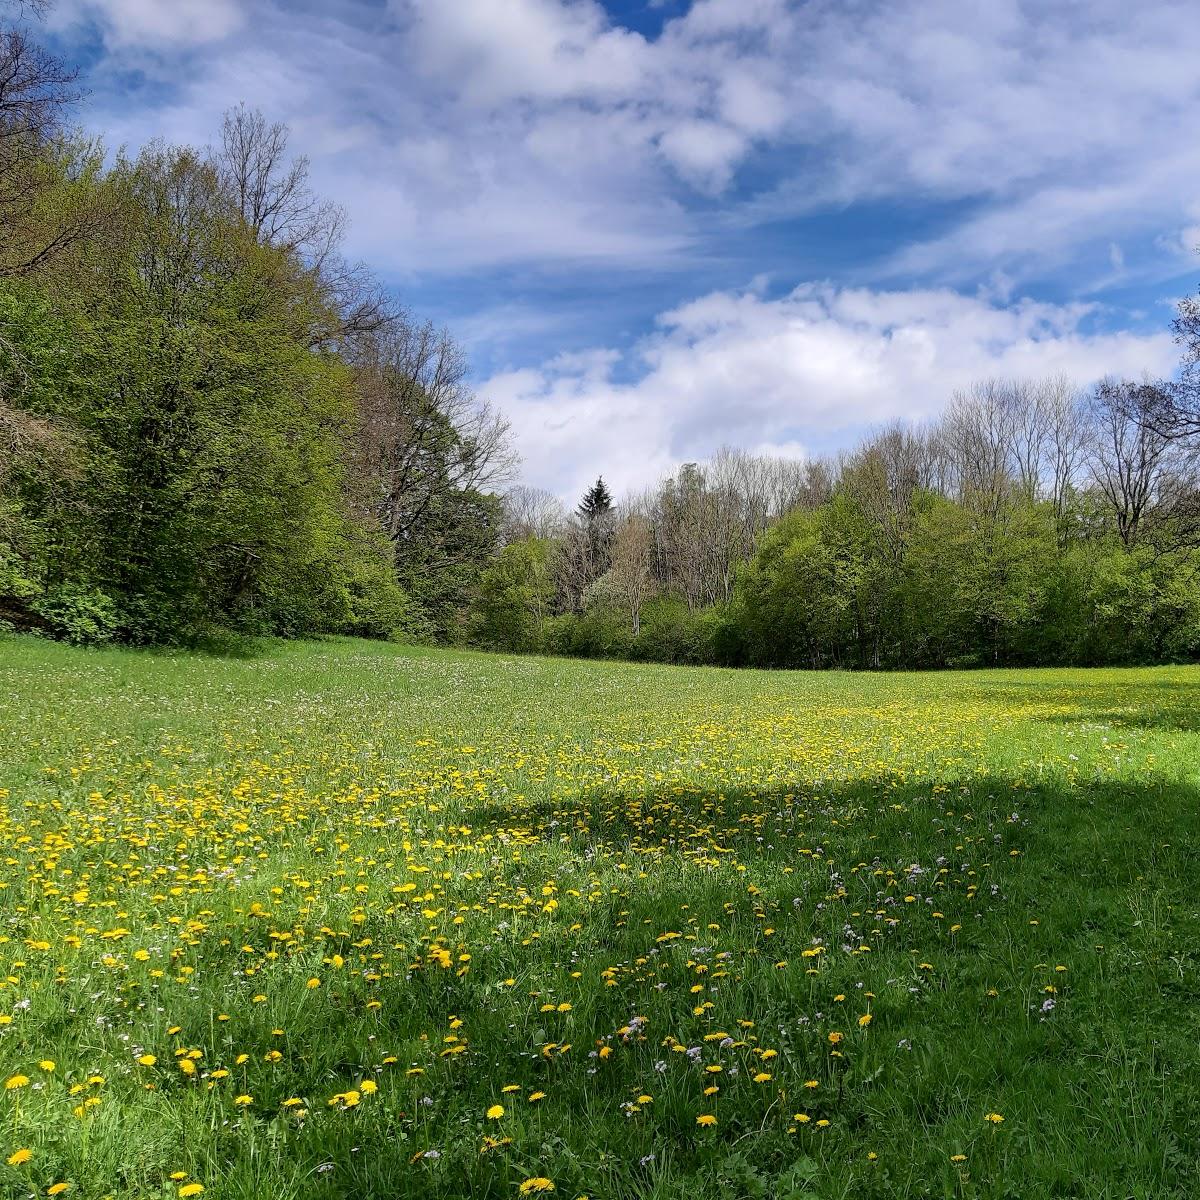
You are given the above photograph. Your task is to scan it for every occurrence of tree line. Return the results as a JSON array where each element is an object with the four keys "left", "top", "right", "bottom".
[{"left": 475, "top": 364, "right": 1200, "bottom": 668}]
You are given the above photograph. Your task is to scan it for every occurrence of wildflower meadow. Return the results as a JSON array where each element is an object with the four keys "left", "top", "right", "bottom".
[{"left": 1, "top": 636, "right": 1198, "bottom": 1199}]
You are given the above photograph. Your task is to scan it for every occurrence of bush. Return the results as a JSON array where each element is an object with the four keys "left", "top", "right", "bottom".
[
  {"left": 341, "top": 543, "right": 420, "bottom": 641},
  {"left": 633, "top": 596, "right": 723, "bottom": 664},
  {"left": 31, "top": 584, "right": 120, "bottom": 644}
]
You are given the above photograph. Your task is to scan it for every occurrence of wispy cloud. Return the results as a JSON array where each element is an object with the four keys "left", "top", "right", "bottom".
[{"left": 49, "top": 0, "right": 1200, "bottom": 282}]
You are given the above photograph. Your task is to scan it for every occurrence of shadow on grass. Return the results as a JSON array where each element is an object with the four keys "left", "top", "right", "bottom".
[
  {"left": 957, "top": 674, "right": 1200, "bottom": 735},
  {"left": 1039, "top": 679, "right": 1200, "bottom": 735},
  {"left": 334, "top": 771, "right": 1200, "bottom": 1199}
]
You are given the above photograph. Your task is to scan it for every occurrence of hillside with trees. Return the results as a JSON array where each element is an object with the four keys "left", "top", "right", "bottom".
[{"left": 0, "top": 4, "right": 513, "bottom": 646}]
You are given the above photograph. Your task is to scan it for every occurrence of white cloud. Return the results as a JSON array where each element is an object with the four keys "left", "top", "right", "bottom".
[
  {"left": 57, "top": 0, "right": 1200, "bottom": 280},
  {"left": 59, "top": 0, "right": 244, "bottom": 47},
  {"left": 39, "top": 1, "right": 1198, "bottom": 514},
  {"left": 487, "top": 283, "right": 1179, "bottom": 501},
  {"left": 657, "top": 120, "right": 747, "bottom": 192},
  {"left": 402, "top": 0, "right": 650, "bottom": 104}
]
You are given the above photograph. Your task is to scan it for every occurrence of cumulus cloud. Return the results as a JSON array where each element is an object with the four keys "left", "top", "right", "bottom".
[
  {"left": 402, "top": 0, "right": 650, "bottom": 104},
  {"left": 486, "top": 283, "right": 1179, "bottom": 501}
]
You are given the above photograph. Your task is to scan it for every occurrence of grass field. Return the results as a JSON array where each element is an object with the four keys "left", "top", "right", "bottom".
[{"left": 1, "top": 635, "right": 1199, "bottom": 1199}]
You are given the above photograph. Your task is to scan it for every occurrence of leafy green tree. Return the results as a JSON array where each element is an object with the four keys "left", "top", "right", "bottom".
[
  {"left": 900, "top": 498, "right": 1057, "bottom": 665},
  {"left": 0, "top": 144, "right": 395, "bottom": 642},
  {"left": 471, "top": 537, "right": 555, "bottom": 651}
]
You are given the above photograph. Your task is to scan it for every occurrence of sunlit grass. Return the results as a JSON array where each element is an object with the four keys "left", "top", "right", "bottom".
[{"left": 1, "top": 635, "right": 1198, "bottom": 1199}]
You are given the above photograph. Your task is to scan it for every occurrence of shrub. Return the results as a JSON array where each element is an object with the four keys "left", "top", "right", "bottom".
[{"left": 31, "top": 584, "right": 120, "bottom": 644}]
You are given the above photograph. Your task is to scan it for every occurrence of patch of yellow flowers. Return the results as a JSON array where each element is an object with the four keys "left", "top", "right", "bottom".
[{"left": 1, "top": 650, "right": 1158, "bottom": 1196}]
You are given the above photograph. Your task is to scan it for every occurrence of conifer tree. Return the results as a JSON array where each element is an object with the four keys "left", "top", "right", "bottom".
[{"left": 577, "top": 477, "right": 613, "bottom": 520}]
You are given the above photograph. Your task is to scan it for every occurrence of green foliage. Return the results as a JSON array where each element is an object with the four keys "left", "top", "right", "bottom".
[
  {"left": 731, "top": 501, "right": 876, "bottom": 668},
  {"left": 629, "top": 595, "right": 725, "bottom": 664},
  {"left": 339, "top": 531, "right": 421, "bottom": 642},
  {"left": 0, "top": 146, "right": 411, "bottom": 647},
  {"left": 543, "top": 606, "right": 634, "bottom": 660},
  {"left": 398, "top": 489, "right": 505, "bottom": 643},
  {"left": 726, "top": 491, "right": 1200, "bottom": 670},
  {"left": 490, "top": 489, "right": 1200, "bottom": 671},
  {"left": 29, "top": 583, "right": 119, "bottom": 644},
  {"left": 471, "top": 537, "right": 556, "bottom": 651},
  {"left": 896, "top": 496, "right": 1060, "bottom": 666},
  {"left": 3, "top": 93, "right": 1200, "bottom": 668}
]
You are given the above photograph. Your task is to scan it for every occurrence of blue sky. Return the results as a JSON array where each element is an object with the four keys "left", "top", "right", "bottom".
[{"left": 38, "top": 0, "right": 1200, "bottom": 499}]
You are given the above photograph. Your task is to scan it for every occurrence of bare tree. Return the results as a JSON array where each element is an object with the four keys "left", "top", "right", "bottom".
[
  {"left": 215, "top": 103, "right": 344, "bottom": 265},
  {"left": 1004, "top": 378, "right": 1052, "bottom": 501},
  {"left": 1040, "top": 375, "right": 1088, "bottom": 530},
  {"left": 501, "top": 485, "right": 565, "bottom": 543},
  {"left": 610, "top": 511, "right": 655, "bottom": 635},
  {"left": 706, "top": 449, "right": 764, "bottom": 603},
  {"left": 654, "top": 462, "right": 714, "bottom": 609},
  {"left": 351, "top": 320, "right": 518, "bottom": 549},
  {"left": 212, "top": 104, "right": 395, "bottom": 349},
  {"left": 1151, "top": 289, "right": 1200, "bottom": 439},
  {"left": 553, "top": 516, "right": 596, "bottom": 612},
  {"left": 841, "top": 423, "right": 928, "bottom": 564},
  {"left": 1086, "top": 377, "right": 1194, "bottom": 547},
  {"left": 937, "top": 380, "right": 1019, "bottom": 518}
]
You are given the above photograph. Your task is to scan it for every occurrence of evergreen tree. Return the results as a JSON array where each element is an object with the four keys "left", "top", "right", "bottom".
[
  {"left": 577, "top": 477, "right": 613, "bottom": 520},
  {"left": 572, "top": 476, "right": 615, "bottom": 584}
]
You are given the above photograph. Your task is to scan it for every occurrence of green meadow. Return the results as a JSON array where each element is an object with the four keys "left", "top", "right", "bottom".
[{"left": 1, "top": 634, "right": 1198, "bottom": 1199}]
